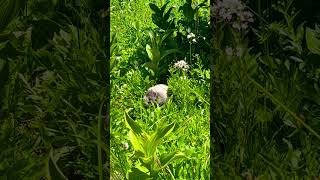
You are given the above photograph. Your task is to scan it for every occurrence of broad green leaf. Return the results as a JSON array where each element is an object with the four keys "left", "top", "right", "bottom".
[
  {"left": 160, "top": 29, "right": 174, "bottom": 44},
  {"left": 134, "top": 150, "right": 145, "bottom": 159},
  {"left": 160, "top": 49, "right": 181, "bottom": 61},
  {"left": 144, "top": 62, "right": 157, "bottom": 73},
  {"left": 146, "top": 44, "right": 153, "bottom": 61},
  {"left": 128, "top": 130, "right": 145, "bottom": 154},
  {"left": 147, "top": 31, "right": 155, "bottom": 46},
  {"left": 146, "top": 123, "right": 175, "bottom": 156},
  {"left": 47, "top": 150, "right": 68, "bottom": 180},
  {"left": 306, "top": 27, "right": 320, "bottom": 55},
  {"left": 110, "top": 32, "right": 117, "bottom": 45},
  {"left": 128, "top": 167, "right": 150, "bottom": 180},
  {"left": 159, "top": 151, "right": 185, "bottom": 169},
  {"left": 163, "top": 7, "right": 174, "bottom": 22},
  {"left": 160, "top": 2, "right": 170, "bottom": 15},
  {"left": 124, "top": 112, "right": 144, "bottom": 136},
  {"left": 149, "top": 3, "right": 161, "bottom": 15},
  {"left": 152, "top": 48, "right": 161, "bottom": 64},
  {"left": 135, "top": 160, "right": 150, "bottom": 174},
  {"left": 155, "top": 123, "right": 175, "bottom": 141}
]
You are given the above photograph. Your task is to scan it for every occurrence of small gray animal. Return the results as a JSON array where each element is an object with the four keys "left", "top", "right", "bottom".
[{"left": 144, "top": 84, "right": 168, "bottom": 106}]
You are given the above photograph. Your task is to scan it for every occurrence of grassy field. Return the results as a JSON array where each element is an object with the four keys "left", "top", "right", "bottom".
[
  {"left": 110, "top": 0, "right": 210, "bottom": 179},
  {"left": 0, "top": 0, "right": 109, "bottom": 179},
  {"left": 211, "top": 0, "right": 320, "bottom": 179},
  {"left": 1, "top": 0, "right": 320, "bottom": 179}
]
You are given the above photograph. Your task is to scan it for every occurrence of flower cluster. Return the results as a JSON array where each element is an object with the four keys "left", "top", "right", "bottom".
[
  {"left": 187, "top": 32, "right": 197, "bottom": 43},
  {"left": 211, "top": 0, "right": 254, "bottom": 31},
  {"left": 225, "top": 46, "right": 243, "bottom": 57},
  {"left": 174, "top": 60, "right": 190, "bottom": 71}
]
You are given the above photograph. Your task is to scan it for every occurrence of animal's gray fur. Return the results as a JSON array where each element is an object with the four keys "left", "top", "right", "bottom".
[{"left": 143, "top": 84, "right": 168, "bottom": 106}]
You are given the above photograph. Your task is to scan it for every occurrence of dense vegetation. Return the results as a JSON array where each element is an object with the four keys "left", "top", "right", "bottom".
[
  {"left": 0, "top": 0, "right": 109, "bottom": 179},
  {"left": 211, "top": 0, "right": 320, "bottom": 178},
  {"left": 1, "top": 0, "right": 320, "bottom": 179},
  {"left": 110, "top": 0, "right": 210, "bottom": 179}
]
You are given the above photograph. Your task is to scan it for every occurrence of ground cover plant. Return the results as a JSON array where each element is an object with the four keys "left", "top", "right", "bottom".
[
  {"left": 0, "top": 0, "right": 109, "bottom": 179},
  {"left": 110, "top": 0, "right": 210, "bottom": 179},
  {"left": 1, "top": 0, "right": 319, "bottom": 179},
  {"left": 211, "top": 0, "right": 320, "bottom": 178}
]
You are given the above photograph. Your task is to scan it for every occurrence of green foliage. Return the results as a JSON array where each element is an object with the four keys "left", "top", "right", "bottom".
[
  {"left": 124, "top": 111, "right": 185, "bottom": 179},
  {"left": 110, "top": 32, "right": 121, "bottom": 71},
  {"left": 144, "top": 30, "right": 181, "bottom": 78},
  {"left": 149, "top": 2, "right": 175, "bottom": 30},
  {"left": 47, "top": 149, "right": 68, "bottom": 180},
  {"left": 211, "top": 0, "right": 320, "bottom": 178},
  {"left": 306, "top": 25, "right": 320, "bottom": 55},
  {"left": 179, "top": 0, "right": 207, "bottom": 23},
  {"left": 110, "top": 1, "right": 210, "bottom": 178},
  {"left": 0, "top": 0, "right": 108, "bottom": 179},
  {"left": 0, "top": 0, "right": 26, "bottom": 32}
]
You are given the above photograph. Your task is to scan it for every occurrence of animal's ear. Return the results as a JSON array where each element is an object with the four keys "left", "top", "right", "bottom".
[
  {"left": 146, "top": 90, "right": 151, "bottom": 96},
  {"left": 150, "top": 90, "right": 156, "bottom": 96}
]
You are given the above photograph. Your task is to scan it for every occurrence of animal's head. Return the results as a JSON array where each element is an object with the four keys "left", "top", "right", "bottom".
[{"left": 144, "top": 90, "right": 157, "bottom": 105}]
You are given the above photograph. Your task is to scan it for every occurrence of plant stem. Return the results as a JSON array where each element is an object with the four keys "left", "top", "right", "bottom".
[{"left": 189, "top": 43, "right": 192, "bottom": 63}]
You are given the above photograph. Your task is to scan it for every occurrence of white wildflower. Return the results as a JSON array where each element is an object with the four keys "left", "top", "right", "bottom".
[
  {"left": 122, "top": 142, "right": 129, "bottom": 150},
  {"left": 192, "top": 38, "right": 197, "bottom": 43},
  {"left": 212, "top": 0, "right": 254, "bottom": 31},
  {"left": 225, "top": 47, "right": 233, "bottom": 56},
  {"left": 187, "top": 32, "right": 195, "bottom": 39},
  {"left": 174, "top": 60, "right": 190, "bottom": 71},
  {"left": 225, "top": 47, "right": 243, "bottom": 57},
  {"left": 180, "top": 76, "right": 187, "bottom": 80}
]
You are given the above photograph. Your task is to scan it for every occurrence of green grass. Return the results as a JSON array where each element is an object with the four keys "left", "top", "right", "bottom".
[
  {"left": 0, "top": 1, "right": 109, "bottom": 179},
  {"left": 211, "top": 0, "right": 320, "bottom": 179},
  {"left": 110, "top": 0, "right": 210, "bottom": 179},
  {"left": 1, "top": 0, "right": 319, "bottom": 179}
]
